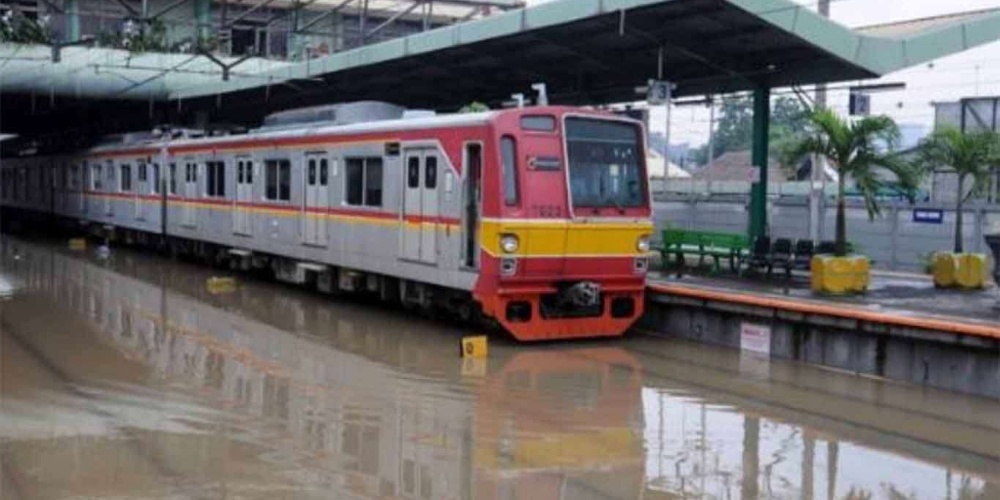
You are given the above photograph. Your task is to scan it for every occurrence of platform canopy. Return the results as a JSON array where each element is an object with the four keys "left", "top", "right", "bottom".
[{"left": 3, "top": 0, "right": 1000, "bottom": 141}]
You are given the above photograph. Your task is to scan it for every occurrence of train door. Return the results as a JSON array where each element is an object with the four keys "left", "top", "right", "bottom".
[
  {"left": 104, "top": 161, "right": 115, "bottom": 217},
  {"left": 400, "top": 148, "right": 438, "bottom": 264},
  {"left": 183, "top": 162, "right": 198, "bottom": 227},
  {"left": 135, "top": 162, "right": 147, "bottom": 221},
  {"left": 233, "top": 158, "right": 254, "bottom": 235},
  {"left": 462, "top": 144, "right": 483, "bottom": 268},
  {"left": 303, "top": 154, "right": 329, "bottom": 246}
]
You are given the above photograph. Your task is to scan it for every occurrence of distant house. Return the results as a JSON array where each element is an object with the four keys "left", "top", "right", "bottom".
[
  {"left": 692, "top": 150, "right": 842, "bottom": 186},
  {"left": 692, "top": 150, "right": 789, "bottom": 183}
]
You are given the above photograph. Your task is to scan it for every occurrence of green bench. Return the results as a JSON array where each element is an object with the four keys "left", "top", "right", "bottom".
[{"left": 656, "top": 229, "right": 749, "bottom": 273}]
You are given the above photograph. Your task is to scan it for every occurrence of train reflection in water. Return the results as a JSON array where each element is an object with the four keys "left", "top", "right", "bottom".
[
  {"left": 2, "top": 239, "right": 998, "bottom": 499},
  {"left": 0, "top": 239, "right": 645, "bottom": 499}
]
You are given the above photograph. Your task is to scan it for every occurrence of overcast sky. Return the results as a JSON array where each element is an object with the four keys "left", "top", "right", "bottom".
[{"left": 527, "top": 0, "right": 1000, "bottom": 147}]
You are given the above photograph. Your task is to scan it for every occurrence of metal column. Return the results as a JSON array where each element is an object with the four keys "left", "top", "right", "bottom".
[
  {"left": 748, "top": 86, "right": 771, "bottom": 239},
  {"left": 194, "top": 0, "right": 212, "bottom": 43},
  {"left": 65, "top": 0, "right": 80, "bottom": 41}
]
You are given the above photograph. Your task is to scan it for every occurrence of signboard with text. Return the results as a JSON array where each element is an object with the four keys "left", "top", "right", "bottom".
[{"left": 912, "top": 209, "right": 944, "bottom": 224}]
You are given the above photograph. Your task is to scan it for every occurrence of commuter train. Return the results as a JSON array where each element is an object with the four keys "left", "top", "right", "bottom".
[{"left": 0, "top": 101, "right": 654, "bottom": 341}]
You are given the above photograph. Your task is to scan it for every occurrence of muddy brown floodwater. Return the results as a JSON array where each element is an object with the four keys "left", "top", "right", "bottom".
[{"left": 0, "top": 236, "right": 997, "bottom": 500}]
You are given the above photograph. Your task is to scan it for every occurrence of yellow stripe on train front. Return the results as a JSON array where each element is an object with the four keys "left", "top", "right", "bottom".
[{"left": 481, "top": 219, "right": 653, "bottom": 258}]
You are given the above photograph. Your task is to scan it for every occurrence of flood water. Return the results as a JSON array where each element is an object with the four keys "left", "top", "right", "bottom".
[{"left": 0, "top": 237, "right": 997, "bottom": 500}]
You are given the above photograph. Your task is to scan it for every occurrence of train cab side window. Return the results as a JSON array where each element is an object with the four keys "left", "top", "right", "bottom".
[
  {"left": 265, "top": 159, "right": 291, "bottom": 201},
  {"left": 120, "top": 164, "right": 132, "bottom": 192},
  {"left": 346, "top": 157, "right": 383, "bottom": 207},
  {"left": 501, "top": 136, "right": 519, "bottom": 206}
]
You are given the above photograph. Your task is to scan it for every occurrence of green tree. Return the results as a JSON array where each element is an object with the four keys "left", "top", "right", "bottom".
[
  {"left": 692, "top": 95, "right": 808, "bottom": 169},
  {"left": 784, "top": 109, "right": 920, "bottom": 256},
  {"left": 914, "top": 127, "right": 1000, "bottom": 253}
]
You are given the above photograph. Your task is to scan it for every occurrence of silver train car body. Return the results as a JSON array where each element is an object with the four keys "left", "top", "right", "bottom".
[{"left": 1, "top": 102, "right": 484, "bottom": 301}]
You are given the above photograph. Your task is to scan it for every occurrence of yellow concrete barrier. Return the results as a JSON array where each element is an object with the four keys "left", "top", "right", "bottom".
[
  {"left": 460, "top": 335, "right": 488, "bottom": 359},
  {"left": 68, "top": 238, "right": 86, "bottom": 251},
  {"left": 932, "top": 253, "right": 958, "bottom": 287},
  {"left": 934, "top": 252, "right": 989, "bottom": 289},
  {"left": 811, "top": 255, "right": 870, "bottom": 295},
  {"left": 206, "top": 277, "right": 237, "bottom": 294}
]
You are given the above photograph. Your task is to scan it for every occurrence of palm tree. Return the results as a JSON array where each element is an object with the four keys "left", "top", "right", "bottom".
[
  {"left": 915, "top": 127, "right": 1000, "bottom": 253},
  {"left": 784, "top": 108, "right": 919, "bottom": 257}
]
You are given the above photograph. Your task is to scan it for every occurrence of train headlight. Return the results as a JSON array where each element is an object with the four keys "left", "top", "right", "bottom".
[
  {"left": 500, "top": 234, "right": 519, "bottom": 254},
  {"left": 637, "top": 235, "right": 651, "bottom": 253}
]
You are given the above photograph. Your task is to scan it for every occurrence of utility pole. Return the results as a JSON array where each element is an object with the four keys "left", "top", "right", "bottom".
[
  {"left": 707, "top": 96, "right": 716, "bottom": 163},
  {"left": 809, "top": 0, "right": 831, "bottom": 244}
]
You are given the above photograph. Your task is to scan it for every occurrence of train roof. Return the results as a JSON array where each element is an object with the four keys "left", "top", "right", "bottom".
[{"left": 66, "top": 104, "right": 628, "bottom": 157}]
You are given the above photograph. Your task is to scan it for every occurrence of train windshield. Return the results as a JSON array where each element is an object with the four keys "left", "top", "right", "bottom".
[{"left": 565, "top": 117, "right": 646, "bottom": 210}]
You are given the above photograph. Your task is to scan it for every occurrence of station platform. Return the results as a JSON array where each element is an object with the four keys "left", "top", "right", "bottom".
[{"left": 646, "top": 269, "right": 1000, "bottom": 342}]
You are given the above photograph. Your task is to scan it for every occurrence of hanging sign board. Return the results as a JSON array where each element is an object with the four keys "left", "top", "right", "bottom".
[{"left": 647, "top": 80, "right": 673, "bottom": 105}]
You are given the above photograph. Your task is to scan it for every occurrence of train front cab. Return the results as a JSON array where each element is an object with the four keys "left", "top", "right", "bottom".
[{"left": 474, "top": 108, "right": 653, "bottom": 341}]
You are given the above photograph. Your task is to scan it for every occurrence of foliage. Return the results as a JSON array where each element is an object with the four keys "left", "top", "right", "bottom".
[
  {"left": 783, "top": 108, "right": 922, "bottom": 256},
  {"left": 689, "top": 95, "right": 809, "bottom": 171},
  {"left": 914, "top": 127, "right": 1000, "bottom": 252},
  {"left": 459, "top": 101, "right": 490, "bottom": 113},
  {"left": 0, "top": 9, "right": 51, "bottom": 44},
  {"left": 97, "top": 18, "right": 169, "bottom": 53}
]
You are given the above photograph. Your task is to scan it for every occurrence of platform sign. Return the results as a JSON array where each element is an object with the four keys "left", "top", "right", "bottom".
[
  {"left": 740, "top": 322, "right": 771, "bottom": 356},
  {"left": 647, "top": 80, "right": 672, "bottom": 105},
  {"left": 913, "top": 209, "right": 944, "bottom": 224}
]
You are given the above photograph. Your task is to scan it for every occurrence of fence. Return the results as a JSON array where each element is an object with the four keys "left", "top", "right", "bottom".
[{"left": 653, "top": 197, "right": 1000, "bottom": 272}]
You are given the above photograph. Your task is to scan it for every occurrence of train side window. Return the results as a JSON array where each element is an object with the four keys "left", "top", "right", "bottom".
[
  {"left": 138, "top": 163, "right": 147, "bottom": 183},
  {"left": 246, "top": 161, "right": 254, "bottom": 183},
  {"left": 345, "top": 157, "right": 382, "bottom": 207},
  {"left": 501, "top": 136, "right": 519, "bottom": 206},
  {"left": 120, "top": 164, "right": 132, "bottom": 192},
  {"left": 365, "top": 159, "right": 382, "bottom": 207},
  {"left": 307, "top": 159, "right": 316, "bottom": 185},
  {"left": 169, "top": 164, "right": 177, "bottom": 194},
  {"left": 92, "top": 164, "right": 102, "bottom": 190},
  {"left": 279, "top": 161, "right": 290, "bottom": 200},
  {"left": 319, "top": 159, "right": 328, "bottom": 186},
  {"left": 206, "top": 161, "right": 225, "bottom": 198},
  {"left": 264, "top": 159, "right": 291, "bottom": 201},
  {"left": 425, "top": 156, "right": 437, "bottom": 189}
]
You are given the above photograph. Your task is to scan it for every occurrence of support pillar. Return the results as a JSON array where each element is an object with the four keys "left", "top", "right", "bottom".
[
  {"left": 289, "top": 7, "right": 302, "bottom": 60},
  {"left": 65, "top": 0, "right": 80, "bottom": 42},
  {"left": 194, "top": 0, "right": 212, "bottom": 44},
  {"left": 748, "top": 86, "right": 771, "bottom": 239}
]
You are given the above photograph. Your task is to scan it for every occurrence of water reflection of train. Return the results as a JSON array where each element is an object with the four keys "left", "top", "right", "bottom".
[{"left": 1, "top": 240, "right": 646, "bottom": 499}]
